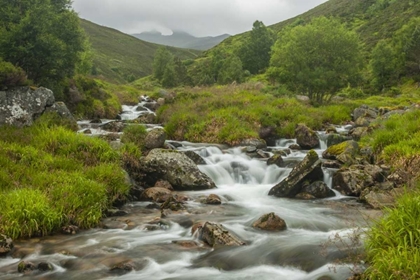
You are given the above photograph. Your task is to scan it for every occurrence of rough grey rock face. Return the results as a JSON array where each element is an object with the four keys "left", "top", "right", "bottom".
[
  {"left": 300, "top": 181, "right": 335, "bottom": 199},
  {"left": 295, "top": 124, "right": 320, "bottom": 149},
  {"left": 143, "top": 149, "right": 216, "bottom": 190},
  {"left": 144, "top": 128, "right": 166, "bottom": 150},
  {"left": 269, "top": 150, "right": 323, "bottom": 197},
  {"left": 44, "top": 101, "right": 76, "bottom": 124},
  {"left": 0, "top": 87, "right": 55, "bottom": 127},
  {"left": 198, "top": 222, "right": 246, "bottom": 247}
]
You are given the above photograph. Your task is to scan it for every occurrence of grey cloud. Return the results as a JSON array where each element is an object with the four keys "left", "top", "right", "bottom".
[{"left": 72, "top": 0, "right": 327, "bottom": 37}]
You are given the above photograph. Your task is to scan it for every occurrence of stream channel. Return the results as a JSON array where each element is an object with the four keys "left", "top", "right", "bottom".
[{"left": 0, "top": 101, "right": 374, "bottom": 280}]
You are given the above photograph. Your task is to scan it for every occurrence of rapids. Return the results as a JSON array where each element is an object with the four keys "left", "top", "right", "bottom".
[{"left": 0, "top": 102, "right": 371, "bottom": 279}]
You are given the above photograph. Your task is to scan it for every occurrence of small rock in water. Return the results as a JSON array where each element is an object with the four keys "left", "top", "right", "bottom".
[
  {"left": 199, "top": 222, "right": 246, "bottom": 247},
  {"left": 17, "top": 261, "right": 35, "bottom": 273},
  {"left": 201, "top": 194, "right": 222, "bottom": 205},
  {"left": 37, "top": 262, "right": 54, "bottom": 271},
  {"left": 140, "top": 187, "right": 172, "bottom": 202},
  {"left": 83, "top": 129, "right": 92, "bottom": 134},
  {"left": 267, "top": 154, "right": 285, "bottom": 167},
  {"left": 252, "top": 212, "right": 287, "bottom": 231},
  {"left": 109, "top": 261, "right": 136, "bottom": 275},
  {"left": 90, "top": 118, "right": 102, "bottom": 124},
  {"left": 289, "top": 144, "right": 301, "bottom": 150}
]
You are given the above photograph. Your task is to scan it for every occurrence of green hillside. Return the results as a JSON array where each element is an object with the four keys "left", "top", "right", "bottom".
[
  {"left": 80, "top": 19, "right": 202, "bottom": 83},
  {"left": 211, "top": 0, "right": 420, "bottom": 54}
]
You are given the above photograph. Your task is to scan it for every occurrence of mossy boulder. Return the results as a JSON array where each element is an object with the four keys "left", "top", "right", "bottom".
[
  {"left": 326, "top": 133, "right": 350, "bottom": 147},
  {"left": 269, "top": 150, "right": 323, "bottom": 197},
  {"left": 352, "top": 105, "right": 378, "bottom": 121},
  {"left": 142, "top": 149, "right": 216, "bottom": 190},
  {"left": 322, "top": 140, "right": 359, "bottom": 165},
  {"left": 267, "top": 154, "right": 285, "bottom": 167},
  {"left": 252, "top": 212, "right": 287, "bottom": 231},
  {"left": 295, "top": 124, "right": 320, "bottom": 149}
]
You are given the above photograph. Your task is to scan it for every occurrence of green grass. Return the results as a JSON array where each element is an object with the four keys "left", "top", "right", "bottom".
[
  {"left": 0, "top": 115, "right": 130, "bottom": 239},
  {"left": 81, "top": 19, "right": 201, "bottom": 83},
  {"left": 364, "top": 187, "right": 420, "bottom": 279}
]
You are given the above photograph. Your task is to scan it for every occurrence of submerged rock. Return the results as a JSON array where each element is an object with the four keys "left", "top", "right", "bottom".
[
  {"left": 17, "top": 261, "right": 35, "bottom": 273},
  {"left": 252, "top": 212, "right": 287, "bottom": 231},
  {"left": 198, "top": 222, "right": 246, "bottom": 247},
  {"left": 295, "top": 124, "right": 320, "bottom": 149},
  {"left": 142, "top": 149, "right": 216, "bottom": 190},
  {"left": 269, "top": 150, "right": 323, "bottom": 197}
]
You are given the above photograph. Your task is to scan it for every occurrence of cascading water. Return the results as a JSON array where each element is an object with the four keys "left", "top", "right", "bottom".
[{"left": 0, "top": 118, "right": 367, "bottom": 279}]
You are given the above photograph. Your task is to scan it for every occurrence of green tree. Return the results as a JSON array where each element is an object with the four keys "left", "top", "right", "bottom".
[
  {"left": 218, "top": 55, "right": 243, "bottom": 84},
  {"left": 152, "top": 47, "right": 173, "bottom": 81},
  {"left": 270, "top": 17, "right": 363, "bottom": 103},
  {"left": 173, "top": 57, "right": 190, "bottom": 86},
  {"left": 162, "top": 59, "right": 176, "bottom": 88},
  {"left": 395, "top": 17, "right": 420, "bottom": 79},
  {"left": 0, "top": 0, "right": 87, "bottom": 90},
  {"left": 238, "top": 20, "right": 274, "bottom": 74},
  {"left": 370, "top": 40, "right": 403, "bottom": 90}
]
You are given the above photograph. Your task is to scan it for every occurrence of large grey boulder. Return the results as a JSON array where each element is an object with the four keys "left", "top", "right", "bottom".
[
  {"left": 142, "top": 149, "right": 216, "bottom": 190},
  {"left": 0, "top": 87, "right": 55, "bottom": 127},
  {"left": 269, "top": 150, "right": 323, "bottom": 197},
  {"left": 295, "top": 124, "right": 320, "bottom": 149},
  {"left": 332, "top": 164, "right": 386, "bottom": 196}
]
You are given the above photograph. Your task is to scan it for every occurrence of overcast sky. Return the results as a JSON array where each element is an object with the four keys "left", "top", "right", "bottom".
[{"left": 72, "top": 0, "right": 328, "bottom": 37}]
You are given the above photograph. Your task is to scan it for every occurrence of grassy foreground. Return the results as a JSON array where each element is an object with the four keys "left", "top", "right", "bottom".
[
  {"left": 0, "top": 114, "right": 130, "bottom": 239},
  {"left": 360, "top": 109, "right": 420, "bottom": 279}
]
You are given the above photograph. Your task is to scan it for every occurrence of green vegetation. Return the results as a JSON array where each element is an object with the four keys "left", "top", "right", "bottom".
[
  {"left": 0, "top": 59, "right": 27, "bottom": 89},
  {"left": 0, "top": 114, "right": 130, "bottom": 239},
  {"left": 121, "top": 124, "right": 148, "bottom": 150},
  {"left": 364, "top": 188, "right": 420, "bottom": 279},
  {"left": 238, "top": 21, "right": 274, "bottom": 75},
  {"left": 0, "top": 0, "right": 89, "bottom": 92},
  {"left": 80, "top": 19, "right": 201, "bottom": 84},
  {"left": 270, "top": 17, "right": 363, "bottom": 103}
]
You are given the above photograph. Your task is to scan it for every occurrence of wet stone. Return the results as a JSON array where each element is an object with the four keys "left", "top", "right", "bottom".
[
  {"left": 37, "top": 262, "right": 54, "bottom": 271},
  {"left": 17, "top": 261, "right": 35, "bottom": 273}
]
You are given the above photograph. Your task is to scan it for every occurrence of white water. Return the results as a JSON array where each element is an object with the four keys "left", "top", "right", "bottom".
[{"left": 0, "top": 125, "right": 367, "bottom": 280}]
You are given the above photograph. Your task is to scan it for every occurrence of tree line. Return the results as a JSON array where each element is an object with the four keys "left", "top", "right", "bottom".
[{"left": 153, "top": 15, "right": 420, "bottom": 103}]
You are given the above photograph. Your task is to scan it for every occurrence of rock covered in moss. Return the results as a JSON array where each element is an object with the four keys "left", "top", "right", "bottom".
[
  {"left": 322, "top": 140, "right": 359, "bottom": 165},
  {"left": 267, "top": 154, "right": 285, "bottom": 167},
  {"left": 144, "top": 128, "right": 166, "bottom": 149},
  {"left": 352, "top": 105, "right": 378, "bottom": 121},
  {"left": 326, "top": 133, "right": 350, "bottom": 147},
  {"left": 0, "top": 234, "right": 13, "bottom": 256},
  {"left": 17, "top": 261, "right": 35, "bottom": 273},
  {"left": 252, "top": 212, "right": 287, "bottom": 231},
  {"left": 295, "top": 124, "right": 320, "bottom": 149},
  {"left": 269, "top": 150, "right": 323, "bottom": 197},
  {"left": 143, "top": 149, "right": 216, "bottom": 190}
]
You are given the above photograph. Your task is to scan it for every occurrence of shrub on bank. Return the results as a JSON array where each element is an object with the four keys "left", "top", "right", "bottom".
[{"left": 0, "top": 119, "right": 129, "bottom": 239}]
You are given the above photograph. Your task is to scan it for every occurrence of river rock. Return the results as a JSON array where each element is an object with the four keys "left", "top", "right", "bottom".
[
  {"left": 295, "top": 124, "right": 320, "bottom": 149},
  {"left": 259, "top": 126, "right": 278, "bottom": 146},
  {"left": 135, "top": 106, "right": 148, "bottom": 112},
  {"left": 198, "top": 222, "right": 246, "bottom": 247},
  {"left": 109, "top": 261, "right": 136, "bottom": 275},
  {"left": 62, "top": 225, "right": 80, "bottom": 235},
  {"left": 252, "top": 212, "right": 287, "bottom": 231},
  {"left": 142, "top": 149, "right": 216, "bottom": 190},
  {"left": 363, "top": 188, "right": 405, "bottom": 209},
  {"left": 269, "top": 150, "right": 323, "bottom": 197},
  {"left": 140, "top": 187, "right": 172, "bottom": 202},
  {"left": 136, "top": 113, "right": 156, "bottom": 124},
  {"left": 100, "top": 121, "right": 125, "bottom": 132},
  {"left": 160, "top": 196, "right": 186, "bottom": 211},
  {"left": 37, "top": 262, "right": 54, "bottom": 271},
  {"left": 0, "top": 87, "right": 56, "bottom": 127},
  {"left": 322, "top": 140, "right": 359, "bottom": 165},
  {"left": 17, "top": 261, "right": 36, "bottom": 273},
  {"left": 0, "top": 234, "right": 13, "bottom": 256},
  {"left": 239, "top": 138, "right": 267, "bottom": 149},
  {"left": 352, "top": 105, "right": 378, "bottom": 121},
  {"left": 143, "top": 102, "right": 159, "bottom": 111},
  {"left": 154, "top": 180, "right": 174, "bottom": 191},
  {"left": 299, "top": 181, "right": 335, "bottom": 199},
  {"left": 267, "top": 154, "right": 285, "bottom": 167},
  {"left": 332, "top": 164, "right": 385, "bottom": 196},
  {"left": 326, "top": 133, "right": 350, "bottom": 147},
  {"left": 144, "top": 128, "right": 166, "bottom": 149},
  {"left": 181, "top": 150, "right": 206, "bottom": 165},
  {"left": 201, "top": 194, "right": 222, "bottom": 205},
  {"left": 289, "top": 144, "right": 301, "bottom": 150},
  {"left": 349, "top": 127, "right": 369, "bottom": 141}
]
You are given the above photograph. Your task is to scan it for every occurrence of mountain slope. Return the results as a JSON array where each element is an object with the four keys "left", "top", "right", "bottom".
[
  {"left": 132, "top": 31, "right": 230, "bottom": 50},
  {"left": 80, "top": 19, "right": 202, "bottom": 83},
  {"left": 211, "top": 0, "right": 420, "bottom": 55}
]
